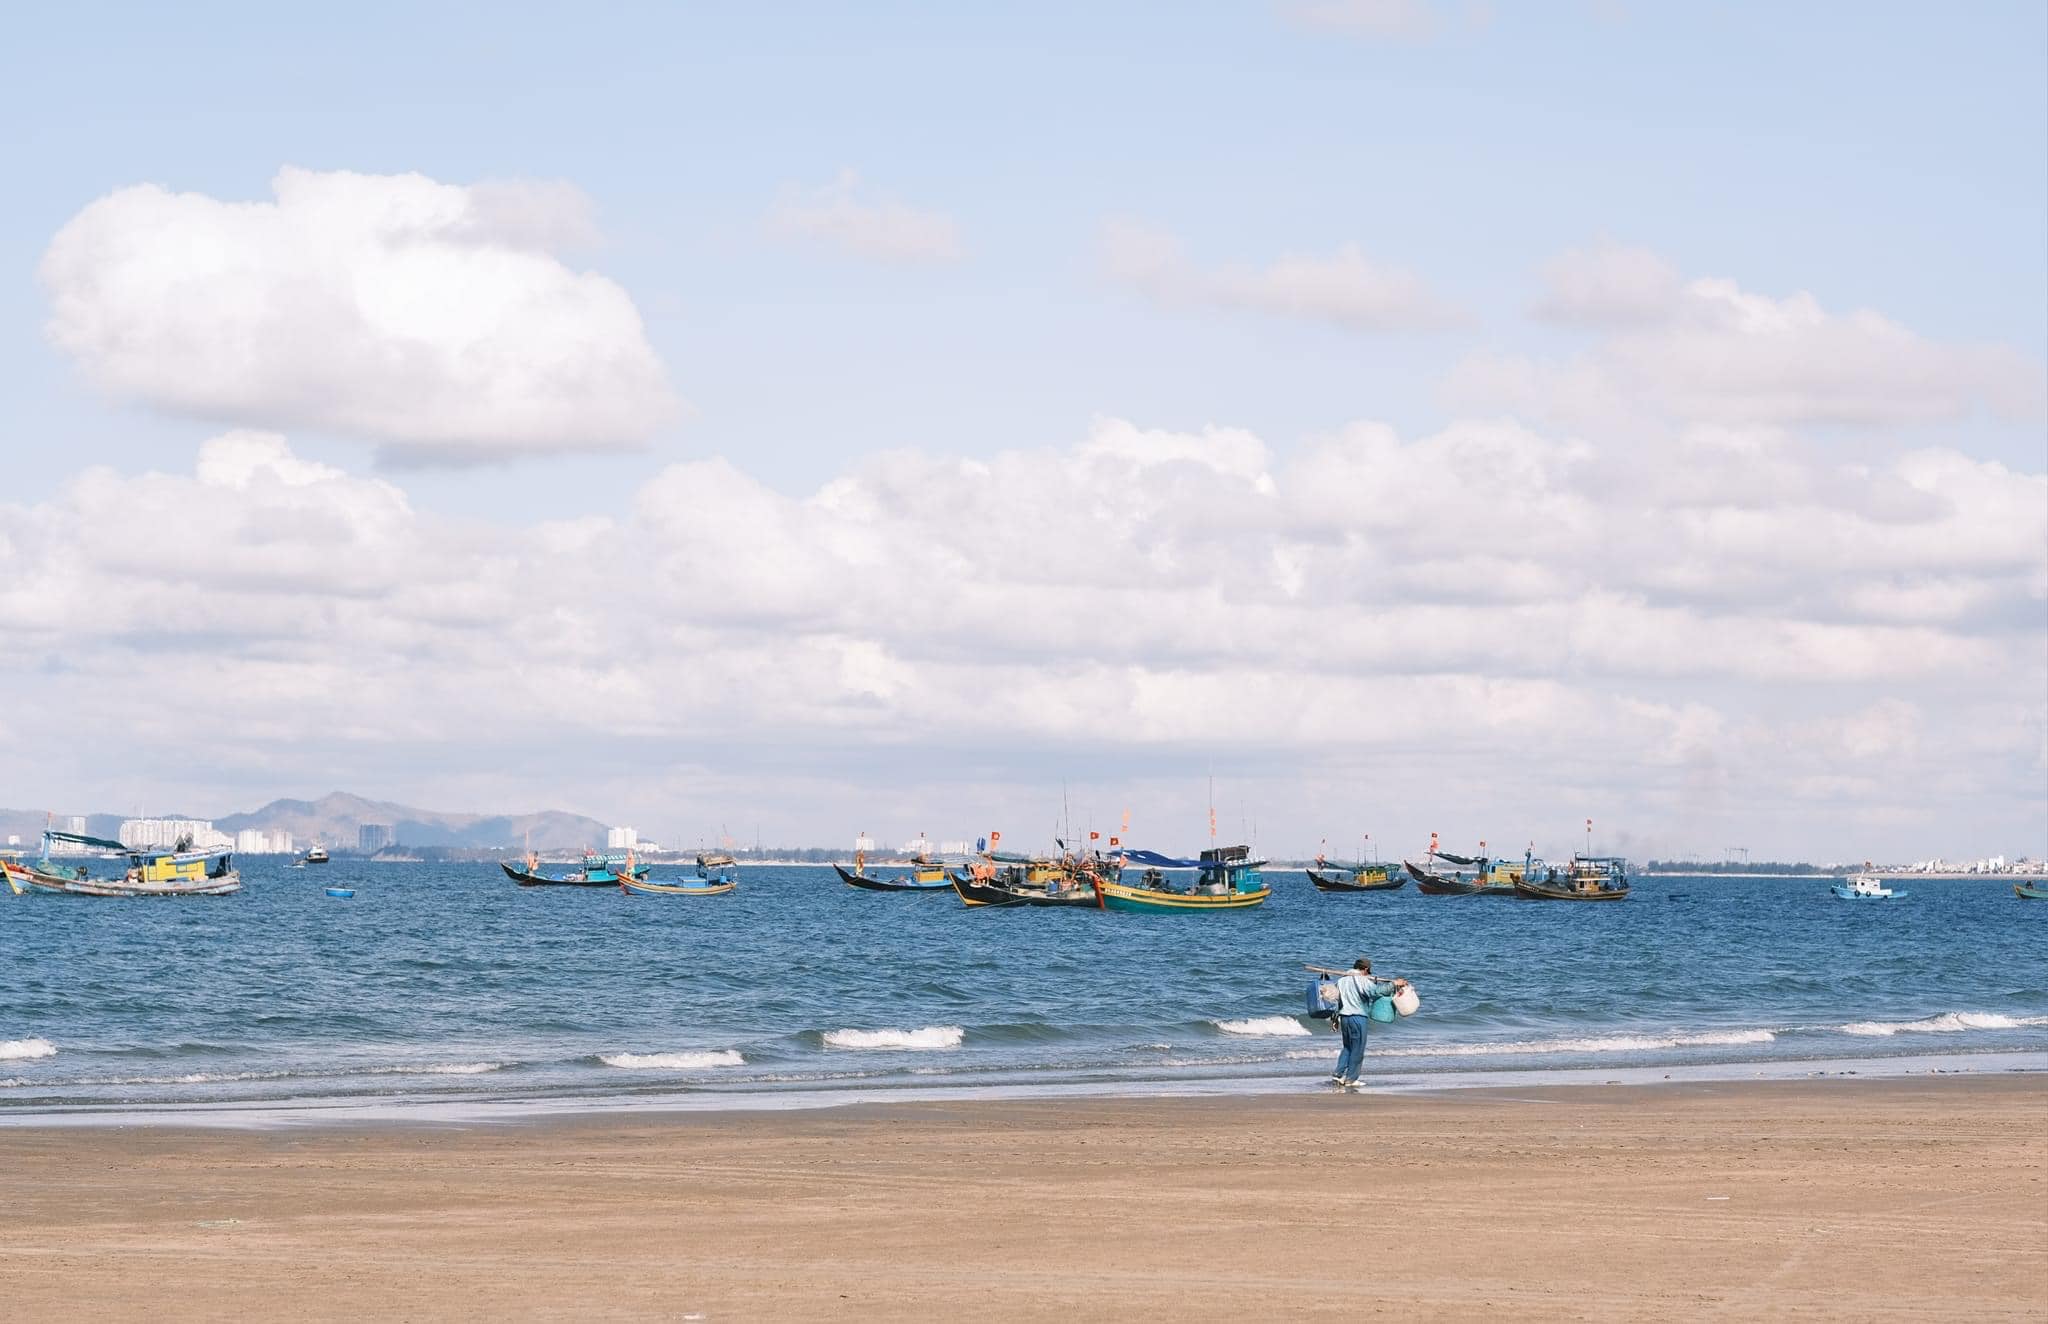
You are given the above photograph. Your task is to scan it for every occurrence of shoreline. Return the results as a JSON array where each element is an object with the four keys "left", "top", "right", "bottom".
[
  {"left": 2, "top": 1074, "right": 2038, "bottom": 1319},
  {"left": 5, "top": 1046, "right": 2041, "bottom": 1131}
]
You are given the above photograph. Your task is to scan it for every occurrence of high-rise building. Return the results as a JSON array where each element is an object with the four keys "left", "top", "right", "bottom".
[
  {"left": 607, "top": 826, "right": 638, "bottom": 850},
  {"left": 358, "top": 824, "right": 391, "bottom": 853},
  {"left": 119, "top": 818, "right": 230, "bottom": 851}
]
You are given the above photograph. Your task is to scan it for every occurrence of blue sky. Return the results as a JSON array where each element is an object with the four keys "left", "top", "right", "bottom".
[{"left": 2, "top": 2, "right": 2043, "bottom": 860}]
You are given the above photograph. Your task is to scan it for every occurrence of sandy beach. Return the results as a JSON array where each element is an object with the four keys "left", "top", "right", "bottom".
[{"left": 1, "top": 1075, "right": 2041, "bottom": 1320}]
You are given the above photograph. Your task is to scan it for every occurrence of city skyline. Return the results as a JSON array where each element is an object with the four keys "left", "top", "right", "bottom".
[{"left": 1, "top": 4, "right": 2042, "bottom": 861}]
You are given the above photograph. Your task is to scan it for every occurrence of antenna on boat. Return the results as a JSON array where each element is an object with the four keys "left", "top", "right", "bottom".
[{"left": 1585, "top": 817, "right": 1593, "bottom": 855}]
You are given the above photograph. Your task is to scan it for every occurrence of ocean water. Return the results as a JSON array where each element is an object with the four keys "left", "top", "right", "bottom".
[{"left": 2, "top": 863, "right": 2044, "bottom": 1120}]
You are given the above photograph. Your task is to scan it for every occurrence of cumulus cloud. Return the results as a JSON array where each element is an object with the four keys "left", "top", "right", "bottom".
[
  {"left": 767, "top": 170, "right": 963, "bottom": 263},
  {"left": 1457, "top": 245, "right": 2045, "bottom": 431},
  {"left": 39, "top": 167, "right": 678, "bottom": 462},
  {"left": 1, "top": 420, "right": 2039, "bottom": 857},
  {"left": 1105, "top": 220, "right": 1462, "bottom": 331},
  {"left": 1534, "top": 239, "right": 1682, "bottom": 326}
]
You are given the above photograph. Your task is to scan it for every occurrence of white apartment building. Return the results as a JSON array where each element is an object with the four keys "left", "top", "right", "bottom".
[
  {"left": 607, "top": 826, "right": 638, "bottom": 850},
  {"left": 119, "top": 818, "right": 233, "bottom": 852},
  {"left": 233, "top": 829, "right": 297, "bottom": 855}
]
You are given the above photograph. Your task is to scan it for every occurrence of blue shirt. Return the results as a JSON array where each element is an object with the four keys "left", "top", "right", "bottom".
[{"left": 1335, "top": 972, "right": 1394, "bottom": 1016}]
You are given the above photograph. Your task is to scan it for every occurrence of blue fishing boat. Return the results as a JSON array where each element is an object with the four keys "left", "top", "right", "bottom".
[
  {"left": 501, "top": 848, "right": 648, "bottom": 888},
  {"left": 1097, "top": 846, "right": 1270, "bottom": 912},
  {"left": 1831, "top": 874, "right": 1908, "bottom": 901}
]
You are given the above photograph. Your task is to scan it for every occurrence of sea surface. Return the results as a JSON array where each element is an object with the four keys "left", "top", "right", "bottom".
[{"left": 3, "top": 863, "right": 2044, "bottom": 1122}]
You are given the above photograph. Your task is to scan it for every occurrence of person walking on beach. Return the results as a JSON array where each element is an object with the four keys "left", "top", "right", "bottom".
[{"left": 1331, "top": 957, "right": 1407, "bottom": 1089}]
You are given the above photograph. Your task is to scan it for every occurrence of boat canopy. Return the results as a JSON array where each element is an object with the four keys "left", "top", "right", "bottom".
[
  {"left": 43, "top": 828, "right": 128, "bottom": 852},
  {"left": 1118, "top": 849, "right": 1218, "bottom": 869}
]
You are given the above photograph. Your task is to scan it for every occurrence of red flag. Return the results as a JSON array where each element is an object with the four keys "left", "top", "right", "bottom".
[
  {"left": 990, "top": 830, "right": 1001, "bottom": 844},
  {"left": 1089, "top": 831, "right": 1100, "bottom": 841}
]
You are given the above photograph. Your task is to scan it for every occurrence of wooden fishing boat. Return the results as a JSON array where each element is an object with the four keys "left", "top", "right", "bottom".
[
  {"left": 2017, "top": 881, "right": 2048, "bottom": 900},
  {"left": 1514, "top": 855, "right": 1631, "bottom": 901},
  {"left": 501, "top": 849, "right": 646, "bottom": 887},
  {"left": 1405, "top": 851, "right": 1525, "bottom": 897},
  {"left": 948, "top": 864, "right": 1099, "bottom": 907},
  {"left": 621, "top": 876, "right": 735, "bottom": 897},
  {"left": 835, "top": 852, "right": 953, "bottom": 892},
  {"left": 8, "top": 830, "right": 240, "bottom": 897},
  {"left": 837, "top": 864, "right": 952, "bottom": 892},
  {"left": 1308, "top": 865, "right": 1404, "bottom": 893},
  {"left": 1097, "top": 846, "right": 1271, "bottom": 912}
]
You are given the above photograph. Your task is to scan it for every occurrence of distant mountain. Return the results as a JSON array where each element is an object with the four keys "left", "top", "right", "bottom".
[
  {"left": 218, "top": 793, "right": 609, "bottom": 851},
  {"left": 1, "top": 792, "right": 609, "bottom": 853}
]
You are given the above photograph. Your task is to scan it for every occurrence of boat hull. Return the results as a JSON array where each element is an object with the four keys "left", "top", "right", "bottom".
[
  {"left": 2016, "top": 882, "right": 2047, "bottom": 900},
  {"left": 621, "top": 878, "right": 736, "bottom": 896},
  {"left": 1307, "top": 870, "right": 1405, "bottom": 893},
  {"left": 1096, "top": 879, "right": 1271, "bottom": 912},
  {"left": 835, "top": 864, "right": 952, "bottom": 892},
  {"left": 9, "top": 860, "right": 240, "bottom": 897},
  {"left": 1513, "top": 879, "right": 1630, "bottom": 901},
  {"left": 1830, "top": 885, "right": 1908, "bottom": 901},
  {"left": 948, "top": 872, "right": 1097, "bottom": 907},
  {"left": 501, "top": 862, "right": 618, "bottom": 888}
]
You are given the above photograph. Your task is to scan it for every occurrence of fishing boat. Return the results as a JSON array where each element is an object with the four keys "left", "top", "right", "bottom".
[
  {"left": 1096, "top": 846, "right": 1271, "bottom": 912},
  {"left": 621, "top": 875, "right": 735, "bottom": 897},
  {"left": 620, "top": 850, "right": 738, "bottom": 896},
  {"left": 501, "top": 848, "right": 647, "bottom": 888},
  {"left": 2017, "top": 881, "right": 2048, "bottom": 900},
  {"left": 835, "top": 848, "right": 953, "bottom": 892},
  {"left": 5, "top": 830, "right": 240, "bottom": 897},
  {"left": 302, "top": 846, "right": 330, "bottom": 865},
  {"left": 1307, "top": 861, "right": 1404, "bottom": 893},
  {"left": 1515, "top": 855, "right": 1631, "bottom": 901},
  {"left": 1831, "top": 873, "right": 1908, "bottom": 901},
  {"left": 948, "top": 858, "right": 1102, "bottom": 907},
  {"left": 1404, "top": 857, "right": 1519, "bottom": 897}
]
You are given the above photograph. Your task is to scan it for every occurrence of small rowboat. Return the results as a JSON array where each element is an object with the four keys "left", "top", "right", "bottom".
[
  {"left": 2016, "top": 882, "right": 2047, "bottom": 900},
  {"left": 621, "top": 877, "right": 735, "bottom": 897},
  {"left": 1308, "top": 868, "right": 1405, "bottom": 893}
]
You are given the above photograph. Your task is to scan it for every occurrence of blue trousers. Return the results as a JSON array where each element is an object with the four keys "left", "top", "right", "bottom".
[{"left": 1334, "top": 1014, "right": 1369, "bottom": 1081}]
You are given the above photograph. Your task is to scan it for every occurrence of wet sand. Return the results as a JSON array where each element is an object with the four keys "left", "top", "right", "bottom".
[{"left": 2, "top": 1075, "right": 2041, "bottom": 1320}]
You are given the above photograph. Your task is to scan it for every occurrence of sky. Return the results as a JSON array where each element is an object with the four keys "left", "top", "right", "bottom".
[{"left": 2, "top": 1, "right": 2043, "bottom": 862}]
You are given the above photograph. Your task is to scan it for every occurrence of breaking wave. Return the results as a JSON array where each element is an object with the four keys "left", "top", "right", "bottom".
[
  {"left": 1213, "top": 1017, "right": 1312, "bottom": 1038},
  {"left": 0, "top": 1038, "right": 57, "bottom": 1061},
  {"left": 599, "top": 1050, "right": 746, "bottom": 1070},
  {"left": 1838, "top": 1012, "right": 2048, "bottom": 1037},
  {"left": 822, "top": 1026, "right": 964, "bottom": 1050}
]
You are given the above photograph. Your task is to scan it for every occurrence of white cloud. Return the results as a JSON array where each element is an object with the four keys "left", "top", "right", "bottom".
[
  {"left": 767, "top": 170, "right": 963, "bottom": 264},
  {"left": 1458, "top": 245, "right": 2046, "bottom": 430},
  {"left": 1105, "top": 220, "right": 1461, "bottom": 332},
  {"left": 39, "top": 167, "right": 678, "bottom": 462},
  {"left": 1534, "top": 239, "right": 1682, "bottom": 326},
  {"left": 0, "top": 419, "right": 2039, "bottom": 857}
]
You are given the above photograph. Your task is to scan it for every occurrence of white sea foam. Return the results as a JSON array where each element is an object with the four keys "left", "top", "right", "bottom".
[
  {"left": 1838, "top": 1012, "right": 2048, "bottom": 1037},
  {"left": 394, "top": 1062, "right": 504, "bottom": 1075},
  {"left": 600, "top": 1050, "right": 746, "bottom": 1070},
  {"left": 0, "top": 1038, "right": 57, "bottom": 1061},
  {"left": 822, "top": 1026, "right": 964, "bottom": 1051},
  {"left": 1213, "top": 1017, "right": 1312, "bottom": 1038}
]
